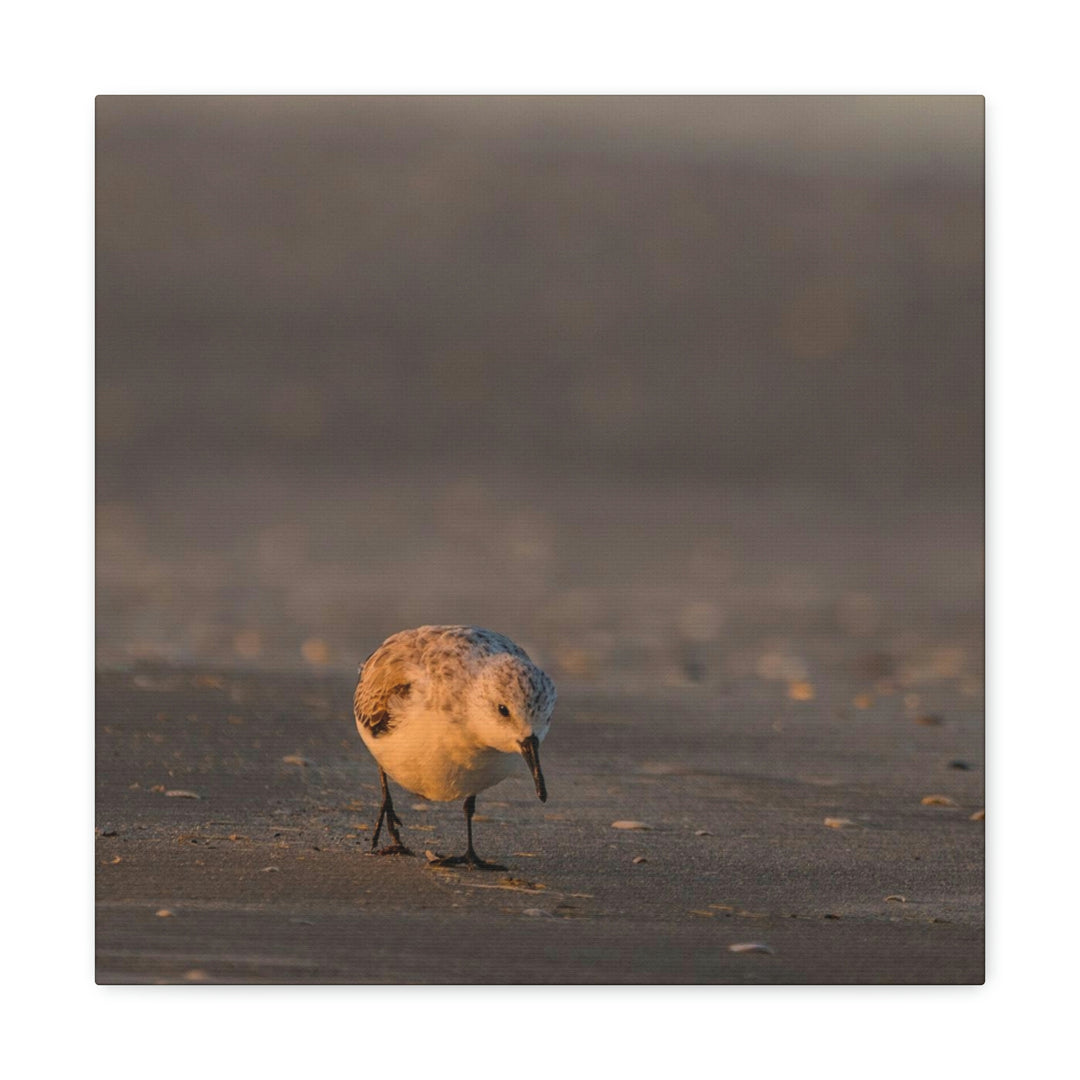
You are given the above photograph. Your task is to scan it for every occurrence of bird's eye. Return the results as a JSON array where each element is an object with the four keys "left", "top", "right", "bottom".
[{"left": 497, "top": 704, "right": 510, "bottom": 717}]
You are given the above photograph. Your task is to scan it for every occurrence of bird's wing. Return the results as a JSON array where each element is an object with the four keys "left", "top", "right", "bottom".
[{"left": 354, "top": 638, "right": 415, "bottom": 738}]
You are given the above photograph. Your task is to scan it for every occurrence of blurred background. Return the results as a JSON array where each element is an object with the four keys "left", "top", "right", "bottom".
[{"left": 96, "top": 96, "right": 983, "bottom": 699}]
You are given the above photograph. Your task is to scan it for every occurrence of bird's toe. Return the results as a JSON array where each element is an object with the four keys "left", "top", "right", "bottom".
[
  {"left": 427, "top": 852, "right": 506, "bottom": 871},
  {"left": 370, "top": 843, "right": 414, "bottom": 857}
]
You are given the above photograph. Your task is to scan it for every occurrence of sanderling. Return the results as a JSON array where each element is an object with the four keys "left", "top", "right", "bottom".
[{"left": 354, "top": 625, "right": 556, "bottom": 870}]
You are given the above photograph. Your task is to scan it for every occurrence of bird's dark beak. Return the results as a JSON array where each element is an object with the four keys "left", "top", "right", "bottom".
[{"left": 519, "top": 735, "right": 547, "bottom": 802}]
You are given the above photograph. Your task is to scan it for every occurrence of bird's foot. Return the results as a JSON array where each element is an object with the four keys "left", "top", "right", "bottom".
[
  {"left": 369, "top": 842, "right": 414, "bottom": 857},
  {"left": 371, "top": 798, "right": 408, "bottom": 853},
  {"left": 426, "top": 850, "right": 506, "bottom": 871}
]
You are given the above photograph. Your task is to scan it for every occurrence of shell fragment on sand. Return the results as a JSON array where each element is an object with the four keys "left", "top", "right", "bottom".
[
  {"left": 728, "top": 942, "right": 774, "bottom": 955},
  {"left": 611, "top": 820, "right": 652, "bottom": 830}
]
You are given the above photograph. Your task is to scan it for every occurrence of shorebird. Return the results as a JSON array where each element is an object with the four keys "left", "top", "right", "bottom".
[{"left": 354, "top": 625, "right": 556, "bottom": 870}]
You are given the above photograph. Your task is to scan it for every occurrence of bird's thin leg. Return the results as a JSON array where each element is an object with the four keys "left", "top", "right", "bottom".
[
  {"left": 428, "top": 794, "right": 507, "bottom": 871},
  {"left": 369, "top": 769, "right": 412, "bottom": 856},
  {"left": 463, "top": 795, "right": 480, "bottom": 859}
]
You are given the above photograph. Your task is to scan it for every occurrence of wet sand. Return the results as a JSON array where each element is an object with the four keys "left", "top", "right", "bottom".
[{"left": 96, "top": 666, "right": 983, "bottom": 984}]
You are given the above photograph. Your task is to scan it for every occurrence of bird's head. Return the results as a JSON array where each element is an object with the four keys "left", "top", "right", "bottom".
[{"left": 466, "top": 652, "right": 556, "bottom": 801}]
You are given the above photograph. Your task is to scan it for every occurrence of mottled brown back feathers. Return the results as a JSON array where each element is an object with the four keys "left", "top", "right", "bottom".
[{"left": 354, "top": 637, "right": 418, "bottom": 739}]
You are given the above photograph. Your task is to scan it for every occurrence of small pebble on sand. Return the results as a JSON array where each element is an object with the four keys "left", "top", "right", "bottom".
[
  {"left": 787, "top": 681, "right": 815, "bottom": 701},
  {"left": 633, "top": 856, "right": 648, "bottom": 864},
  {"left": 728, "top": 942, "right": 773, "bottom": 955}
]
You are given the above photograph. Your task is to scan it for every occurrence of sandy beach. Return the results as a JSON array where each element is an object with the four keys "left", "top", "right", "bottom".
[
  {"left": 96, "top": 662, "right": 983, "bottom": 984},
  {"left": 95, "top": 97, "right": 984, "bottom": 985}
]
